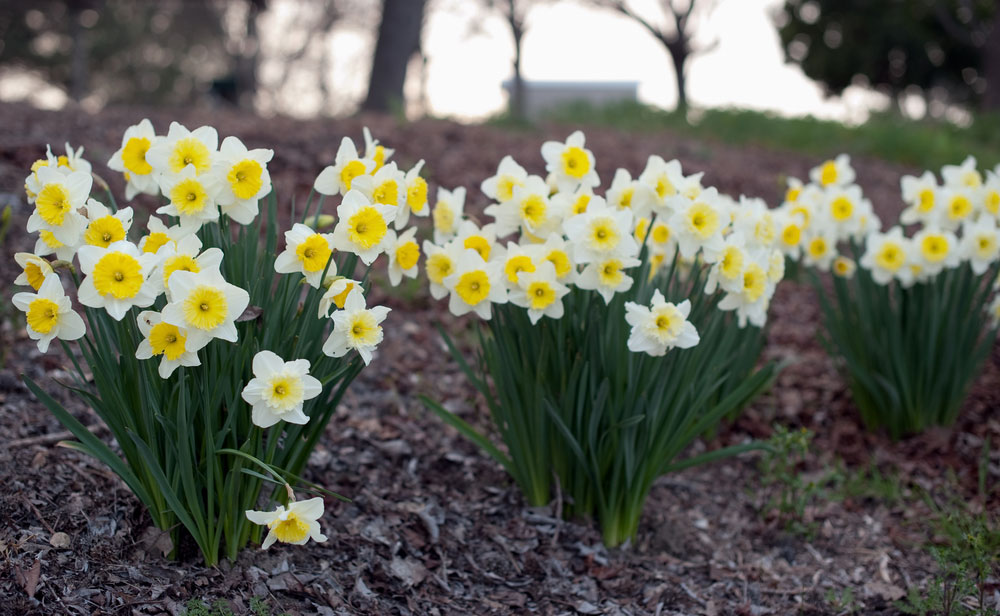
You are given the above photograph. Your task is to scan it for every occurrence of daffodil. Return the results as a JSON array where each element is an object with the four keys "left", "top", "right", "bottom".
[
  {"left": 668, "top": 187, "right": 728, "bottom": 260},
  {"left": 537, "top": 233, "right": 577, "bottom": 285},
  {"left": 12, "top": 273, "right": 85, "bottom": 353},
  {"left": 988, "top": 295, "right": 1000, "bottom": 328},
  {"left": 453, "top": 221, "right": 499, "bottom": 263},
  {"left": 541, "top": 131, "right": 599, "bottom": 193},
  {"left": 138, "top": 215, "right": 192, "bottom": 256},
  {"left": 314, "top": 136, "right": 374, "bottom": 196},
  {"left": 800, "top": 228, "right": 838, "bottom": 272},
  {"left": 563, "top": 200, "right": 638, "bottom": 264},
  {"left": 959, "top": 218, "right": 1000, "bottom": 274},
  {"left": 774, "top": 210, "right": 803, "bottom": 259},
  {"left": 809, "top": 154, "right": 855, "bottom": 188},
  {"left": 323, "top": 288, "right": 390, "bottom": 365},
  {"left": 912, "top": 226, "right": 959, "bottom": 276},
  {"left": 442, "top": 249, "right": 508, "bottom": 319},
  {"left": 980, "top": 171, "right": 1000, "bottom": 219},
  {"left": 480, "top": 155, "right": 527, "bottom": 203},
  {"left": 81, "top": 199, "right": 133, "bottom": 249},
  {"left": 485, "top": 174, "right": 553, "bottom": 238},
  {"left": 941, "top": 155, "right": 981, "bottom": 190},
  {"left": 135, "top": 310, "right": 201, "bottom": 378},
  {"left": 507, "top": 261, "right": 568, "bottom": 324},
  {"left": 385, "top": 227, "right": 421, "bottom": 286},
  {"left": 157, "top": 164, "right": 220, "bottom": 229},
  {"left": 423, "top": 240, "right": 464, "bottom": 300},
  {"left": 274, "top": 223, "right": 336, "bottom": 288},
  {"left": 52, "top": 142, "right": 92, "bottom": 175},
  {"left": 205, "top": 136, "right": 274, "bottom": 225},
  {"left": 704, "top": 233, "right": 748, "bottom": 295},
  {"left": 899, "top": 171, "right": 939, "bottom": 225},
  {"left": 732, "top": 197, "right": 777, "bottom": 251},
  {"left": 317, "top": 277, "right": 361, "bottom": 318},
  {"left": 33, "top": 228, "right": 78, "bottom": 262},
  {"left": 107, "top": 118, "right": 160, "bottom": 199},
  {"left": 576, "top": 256, "right": 641, "bottom": 304},
  {"left": 832, "top": 255, "right": 856, "bottom": 279},
  {"left": 77, "top": 241, "right": 159, "bottom": 321},
  {"left": 160, "top": 269, "right": 250, "bottom": 351},
  {"left": 153, "top": 234, "right": 224, "bottom": 297},
  {"left": 550, "top": 185, "right": 597, "bottom": 222},
  {"left": 362, "top": 126, "right": 394, "bottom": 171},
  {"left": 432, "top": 186, "right": 466, "bottom": 244},
  {"left": 781, "top": 177, "right": 804, "bottom": 206},
  {"left": 245, "top": 497, "right": 327, "bottom": 550},
  {"left": 331, "top": 189, "right": 396, "bottom": 265},
  {"left": 859, "top": 227, "right": 914, "bottom": 286},
  {"left": 638, "top": 155, "right": 684, "bottom": 214},
  {"left": 14, "top": 253, "right": 54, "bottom": 291},
  {"left": 145, "top": 121, "right": 218, "bottom": 177},
  {"left": 26, "top": 166, "right": 90, "bottom": 246},
  {"left": 241, "top": 351, "right": 322, "bottom": 428},
  {"left": 606, "top": 168, "right": 654, "bottom": 219},
  {"left": 937, "top": 186, "right": 976, "bottom": 231},
  {"left": 351, "top": 162, "right": 406, "bottom": 212},
  {"left": 23, "top": 150, "right": 60, "bottom": 205},
  {"left": 399, "top": 160, "right": 429, "bottom": 228},
  {"left": 717, "top": 257, "right": 771, "bottom": 328},
  {"left": 624, "top": 290, "right": 699, "bottom": 356},
  {"left": 498, "top": 241, "right": 541, "bottom": 286}
]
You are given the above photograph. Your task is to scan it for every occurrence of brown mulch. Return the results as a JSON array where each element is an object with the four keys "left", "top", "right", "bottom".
[{"left": 0, "top": 102, "right": 998, "bottom": 615}]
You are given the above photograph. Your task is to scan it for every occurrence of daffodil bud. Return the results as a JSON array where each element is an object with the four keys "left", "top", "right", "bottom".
[{"left": 307, "top": 214, "right": 335, "bottom": 230}]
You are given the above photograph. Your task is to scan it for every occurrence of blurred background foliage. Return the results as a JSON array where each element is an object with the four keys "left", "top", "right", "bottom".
[{"left": 0, "top": 0, "right": 997, "bottom": 167}]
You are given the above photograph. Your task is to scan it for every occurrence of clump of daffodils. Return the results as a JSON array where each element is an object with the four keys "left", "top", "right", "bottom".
[
  {"left": 421, "top": 130, "right": 785, "bottom": 342},
  {"left": 785, "top": 154, "right": 1000, "bottom": 438},
  {"left": 423, "top": 132, "right": 784, "bottom": 547},
  {"left": 12, "top": 122, "right": 415, "bottom": 564}
]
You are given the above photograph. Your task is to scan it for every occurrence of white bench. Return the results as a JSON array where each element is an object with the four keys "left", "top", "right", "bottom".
[{"left": 502, "top": 80, "right": 639, "bottom": 119}]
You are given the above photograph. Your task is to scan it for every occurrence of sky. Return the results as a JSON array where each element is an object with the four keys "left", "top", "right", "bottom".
[
  {"left": 415, "top": 0, "right": 887, "bottom": 123},
  {"left": 1, "top": 0, "right": 889, "bottom": 123}
]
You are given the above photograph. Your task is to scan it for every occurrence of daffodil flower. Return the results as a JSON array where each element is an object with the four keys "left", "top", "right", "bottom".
[
  {"left": 12, "top": 273, "right": 85, "bottom": 353},
  {"left": 77, "top": 240, "right": 160, "bottom": 321},
  {"left": 107, "top": 118, "right": 161, "bottom": 200},
  {"left": 323, "top": 288, "right": 390, "bottom": 365},
  {"left": 135, "top": 310, "right": 201, "bottom": 378},
  {"left": 241, "top": 351, "right": 322, "bottom": 428},
  {"left": 274, "top": 223, "right": 336, "bottom": 288},
  {"left": 245, "top": 497, "right": 327, "bottom": 550},
  {"left": 624, "top": 290, "right": 699, "bottom": 356}
]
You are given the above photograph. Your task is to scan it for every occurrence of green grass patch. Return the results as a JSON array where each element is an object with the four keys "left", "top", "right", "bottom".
[{"left": 491, "top": 100, "right": 1000, "bottom": 171}]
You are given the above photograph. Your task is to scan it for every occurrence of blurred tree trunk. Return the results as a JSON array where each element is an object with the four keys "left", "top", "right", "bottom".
[
  {"left": 984, "top": 7, "right": 1000, "bottom": 110},
  {"left": 235, "top": 0, "right": 267, "bottom": 110},
  {"left": 68, "top": 0, "right": 92, "bottom": 100},
  {"left": 506, "top": 0, "right": 526, "bottom": 119},
  {"left": 599, "top": 0, "right": 718, "bottom": 113},
  {"left": 362, "top": 0, "right": 427, "bottom": 113}
]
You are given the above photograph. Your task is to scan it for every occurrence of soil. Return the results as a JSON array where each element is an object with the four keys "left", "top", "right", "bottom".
[{"left": 0, "top": 102, "right": 998, "bottom": 616}]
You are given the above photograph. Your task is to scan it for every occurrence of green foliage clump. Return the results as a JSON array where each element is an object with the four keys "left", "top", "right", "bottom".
[
  {"left": 815, "top": 255, "right": 997, "bottom": 439},
  {"left": 428, "top": 251, "right": 777, "bottom": 547}
]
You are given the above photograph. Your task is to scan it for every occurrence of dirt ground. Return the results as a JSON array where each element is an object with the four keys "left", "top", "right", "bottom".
[{"left": 0, "top": 102, "right": 998, "bottom": 616}]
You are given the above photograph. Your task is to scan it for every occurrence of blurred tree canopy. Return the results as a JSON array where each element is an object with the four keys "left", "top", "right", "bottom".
[
  {"left": 775, "top": 0, "right": 998, "bottom": 111},
  {"left": 0, "top": 0, "right": 252, "bottom": 105}
]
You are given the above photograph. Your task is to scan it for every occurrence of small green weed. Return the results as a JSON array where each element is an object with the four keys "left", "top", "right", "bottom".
[
  {"left": 181, "top": 597, "right": 290, "bottom": 616},
  {"left": 899, "top": 444, "right": 1000, "bottom": 616},
  {"left": 824, "top": 586, "right": 860, "bottom": 615},
  {"left": 758, "top": 425, "right": 829, "bottom": 535}
]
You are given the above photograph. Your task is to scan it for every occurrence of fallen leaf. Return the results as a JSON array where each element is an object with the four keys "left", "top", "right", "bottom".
[
  {"left": 864, "top": 580, "right": 905, "bottom": 601},
  {"left": 389, "top": 556, "right": 429, "bottom": 588},
  {"left": 15, "top": 559, "right": 40, "bottom": 597}
]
